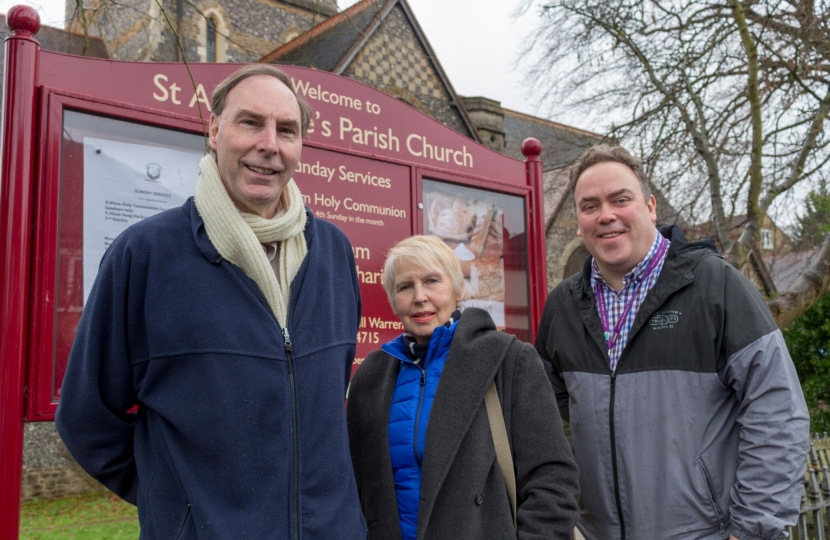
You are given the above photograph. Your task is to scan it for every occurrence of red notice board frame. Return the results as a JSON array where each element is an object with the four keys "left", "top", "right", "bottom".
[
  {"left": 413, "top": 166, "right": 537, "bottom": 340},
  {"left": 8, "top": 47, "right": 547, "bottom": 421},
  {"left": 26, "top": 90, "right": 209, "bottom": 421},
  {"left": 24, "top": 90, "right": 547, "bottom": 422},
  {"left": 0, "top": 8, "right": 548, "bottom": 537}
]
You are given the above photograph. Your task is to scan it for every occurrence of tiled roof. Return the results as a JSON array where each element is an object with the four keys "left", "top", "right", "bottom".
[
  {"left": 542, "top": 168, "right": 571, "bottom": 227},
  {"left": 261, "top": 0, "right": 479, "bottom": 140},
  {"left": 652, "top": 188, "right": 687, "bottom": 228},
  {"left": 765, "top": 248, "right": 818, "bottom": 291},
  {"left": 260, "top": 0, "right": 383, "bottom": 70},
  {"left": 501, "top": 108, "right": 607, "bottom": 171},
  {"left": 0, "top": 14, "right": 109, "bottom": 58}
]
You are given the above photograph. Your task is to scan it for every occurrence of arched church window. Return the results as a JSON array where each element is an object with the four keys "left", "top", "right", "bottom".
[
  {"left": 207, "top": 17, "right": 217, "bottom": 62},
  {"left": 197, "top": 7, "right": 228, "bottom": 63}
]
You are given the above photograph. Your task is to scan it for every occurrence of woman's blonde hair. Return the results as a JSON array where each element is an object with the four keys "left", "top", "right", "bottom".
[{"left": 382, "top": 235, "right": 465, "bottom": 306}]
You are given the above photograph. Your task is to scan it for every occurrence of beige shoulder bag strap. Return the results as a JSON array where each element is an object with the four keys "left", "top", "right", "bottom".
[{"left": 484, "top": 380, "right": 517, "bottom": 532}]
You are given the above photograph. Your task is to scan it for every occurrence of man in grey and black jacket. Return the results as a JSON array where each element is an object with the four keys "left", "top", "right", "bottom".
[{"left": 535, "top": 144, "right": 809, "bottom": 540}]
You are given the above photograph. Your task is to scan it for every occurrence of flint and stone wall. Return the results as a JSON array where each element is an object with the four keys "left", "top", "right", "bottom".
[
  {"left": 22, "top": 422, "right": 104, "bottom": 500},
  {"left": 65, "top": 0, "right": 328, "bottom": 62}
]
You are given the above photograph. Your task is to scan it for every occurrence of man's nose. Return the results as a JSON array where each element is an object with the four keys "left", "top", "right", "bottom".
[
  {"left": 257, "top": 127, "right": 280, "bottom": 154},
  {"left": 598, "top": 204, "right": 616, "bottom": 223}
]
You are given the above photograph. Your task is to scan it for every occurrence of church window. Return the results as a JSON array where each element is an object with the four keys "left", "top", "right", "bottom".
[
  {"left": 207, "top": 17, "right": 217, "bottom": 62},
  {"left": 197, "top": 8, "right": 228, "bottom": 63}
]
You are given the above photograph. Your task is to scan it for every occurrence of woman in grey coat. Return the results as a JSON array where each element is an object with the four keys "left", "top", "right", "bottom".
[{"left": 347, "top": 235, "right": 579, "bottom": 540}]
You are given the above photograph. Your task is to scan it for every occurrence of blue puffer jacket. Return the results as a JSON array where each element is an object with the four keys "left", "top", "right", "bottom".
[
  {"left": 56, "top": 198, "right": 366, "bottom": 540},
  {"left": 384, "top": 320, "right": 458, "bottom": 540}
]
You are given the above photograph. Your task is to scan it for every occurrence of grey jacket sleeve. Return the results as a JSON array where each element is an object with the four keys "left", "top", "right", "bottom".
[
  {"left": 718, "top": 267, "right": 809, "bottom": 540},
  {"left": 535, "top": 288, "right": 571, "bottom": 422}
]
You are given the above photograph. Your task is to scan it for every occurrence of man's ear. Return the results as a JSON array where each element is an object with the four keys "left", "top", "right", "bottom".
[
  {"left": 208, "top": 114, "right": 219, "bottom": 152},
  {"left": 648, "top": 194, "right": 657, "bottom": 224}
]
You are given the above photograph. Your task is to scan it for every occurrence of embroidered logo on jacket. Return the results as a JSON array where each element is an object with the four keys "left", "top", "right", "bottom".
[{"left": 649, "top": 310, "right": 681, "bottom": 330}]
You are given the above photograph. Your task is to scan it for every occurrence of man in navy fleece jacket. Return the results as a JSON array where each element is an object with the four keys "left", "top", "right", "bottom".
[{"left": 56, "top": 64, "right": 366, "bottom": 540}]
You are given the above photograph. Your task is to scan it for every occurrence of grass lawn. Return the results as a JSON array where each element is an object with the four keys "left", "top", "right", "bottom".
[{"left": 20, "top": 493, "right": 139, "bottom": 540}]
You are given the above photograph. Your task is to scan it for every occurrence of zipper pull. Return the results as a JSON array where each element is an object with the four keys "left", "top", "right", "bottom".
[
  {"left": 420, "top": 370, "right": 426, "bottom": 386},
  {"left": 282, "top": 327, "right": 292, "bottom": 352},
  {"left": 611, "top": 373, "right": 616, "bottom": 387}
]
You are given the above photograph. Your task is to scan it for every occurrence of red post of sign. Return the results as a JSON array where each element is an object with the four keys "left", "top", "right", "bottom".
[
  {"left": 522, "top": 137, "right": 547, "bottom": 340},
  {"left": 0, "top": 5, "right": 40, "bottom": 538}
]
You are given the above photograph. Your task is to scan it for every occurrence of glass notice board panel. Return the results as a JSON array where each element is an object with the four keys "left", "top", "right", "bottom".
[
  {"left": 422, "top": 178, "right": 530, "bottom": 341},
  {"left": 52, "top": 110, "right": 205, "bottom": 402}
]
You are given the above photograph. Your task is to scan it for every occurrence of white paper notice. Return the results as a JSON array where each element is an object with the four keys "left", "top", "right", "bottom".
[{"left": 83, "top": 137, "right": 203, "bottom": 303}]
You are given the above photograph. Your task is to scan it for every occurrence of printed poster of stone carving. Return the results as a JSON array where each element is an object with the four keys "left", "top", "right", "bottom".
[{"left": 424, "top": 183, "right": 506, "bottom": 328}]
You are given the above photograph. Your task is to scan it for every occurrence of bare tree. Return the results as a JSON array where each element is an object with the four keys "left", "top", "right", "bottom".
[{"left": 521, "top": 0, "right": 830, "bottom": 328}]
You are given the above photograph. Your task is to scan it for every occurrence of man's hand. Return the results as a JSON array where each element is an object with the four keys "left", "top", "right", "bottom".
[{"left": 729, "top": 535, "right": 739, "bottom": 540}]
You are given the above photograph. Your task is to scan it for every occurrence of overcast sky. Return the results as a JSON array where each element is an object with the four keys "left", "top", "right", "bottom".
[{"left": 0, "top": 0, "right": 584, "bottom": 128}]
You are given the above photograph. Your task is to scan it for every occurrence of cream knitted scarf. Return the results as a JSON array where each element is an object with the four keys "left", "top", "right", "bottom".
[{"left": 194, "top": 154, "right": 307, "bottom": 329}]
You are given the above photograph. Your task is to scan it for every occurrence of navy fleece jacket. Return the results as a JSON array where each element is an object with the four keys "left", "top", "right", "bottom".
[{"left": 56, "top": 198, "right": 366, "bottom": 540}]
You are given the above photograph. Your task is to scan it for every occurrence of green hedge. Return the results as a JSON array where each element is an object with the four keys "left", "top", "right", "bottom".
[{"left": 784, "top": 293, "right": 830, "bottom": 434}]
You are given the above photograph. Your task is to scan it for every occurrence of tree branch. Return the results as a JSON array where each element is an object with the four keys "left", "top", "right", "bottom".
[
  {"left": 761, "top": 84, "right": 830, "bottom": 211},
  {"left": 728, "top": 0, "right": 764, "bottom": 266}
]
